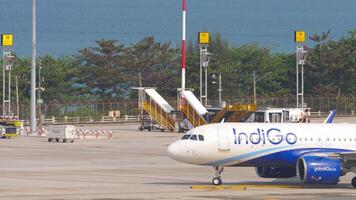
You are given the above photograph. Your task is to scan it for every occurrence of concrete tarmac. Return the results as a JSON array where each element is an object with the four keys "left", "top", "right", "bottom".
[{"left": 0, "top": 123, "right": 356, "bottom": 199}]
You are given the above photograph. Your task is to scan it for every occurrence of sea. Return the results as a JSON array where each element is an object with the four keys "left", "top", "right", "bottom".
[{"left": 1, "top": 0, "right": 356, "bottom": 57}]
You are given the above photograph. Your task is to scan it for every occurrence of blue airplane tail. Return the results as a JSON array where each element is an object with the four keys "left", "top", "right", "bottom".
[{"left": 324, "top": 109, "right": 336, "bottom": 124}]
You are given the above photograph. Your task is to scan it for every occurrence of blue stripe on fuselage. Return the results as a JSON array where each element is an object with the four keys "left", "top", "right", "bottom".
[
  {"left": 203, "top": 146, "right": 289, "bottom": 166},
  {"left": 203, "top": 148, "right": 352, "bottom": 167},
  {"left": 235, "top": 148, "right": 351, "bottom": 167}
]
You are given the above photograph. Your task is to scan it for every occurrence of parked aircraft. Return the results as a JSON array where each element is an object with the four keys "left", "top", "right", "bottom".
[{"left": 168, "top": 122, "right": 356, "bottom": 187}]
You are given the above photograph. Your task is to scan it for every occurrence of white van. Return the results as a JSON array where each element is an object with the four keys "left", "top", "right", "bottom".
[{"left": 246, "top": 108, "right": 305, "bottom": 123}]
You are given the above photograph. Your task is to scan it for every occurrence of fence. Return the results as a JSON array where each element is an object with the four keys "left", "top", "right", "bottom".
[{"left": 12, "top": 96, "right": 356, "bottom": 123}]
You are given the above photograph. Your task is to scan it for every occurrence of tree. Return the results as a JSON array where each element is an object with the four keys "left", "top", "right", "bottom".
[
  {"left": 40, "top": 55, "right": 81, "bottom": 102},
  {"left": 75, "top": 39, "right": 128, "bottom": 99},
  {"left": 307, "top": 30, "right": 356, "bottom": 96},
  {"left": 125, "top": 37, "right": 179, "bottom": 98}
]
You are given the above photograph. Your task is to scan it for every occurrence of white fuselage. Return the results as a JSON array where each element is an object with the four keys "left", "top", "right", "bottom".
[{"left": 168, "top": 123, "right": 356, "bottom": 167}]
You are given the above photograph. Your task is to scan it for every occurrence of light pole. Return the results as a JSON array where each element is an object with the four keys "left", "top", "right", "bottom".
[
  {"left": 198, "top": 32, "right": 211, "bottom": 106},
  {"left": 37, "top": 60, "right": 44, "bottom": 126},
  {"left": 31, "top": 0, "right": 37, "bottom": 134},
  {"left": 2, "top": 52, "right": 14, "bottom": 117},
  {"left": 253, "top": 71, "right": 256, "bottom": 105},
  {"left": 295, "top": 31, "right": 307, "bottom": 109},
  {"left": 253, "top": 71, "right": 272, "bottom": 105},
  {"left": 296, "top": 45, "right": 308, "bottom": 109},
  {"left": 15, "top": 75, "right": 19, "bottom": 118},
  {"left": 211, "top": 73, "right": 223, "bottom": 107},
  {"left": 200, "top": 50, "right": 211, "bottom": 106}
]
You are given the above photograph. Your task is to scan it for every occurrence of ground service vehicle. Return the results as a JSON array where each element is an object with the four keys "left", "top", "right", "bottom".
[{"left": 47, "top": 125, "right": 75, "bottom": 143}]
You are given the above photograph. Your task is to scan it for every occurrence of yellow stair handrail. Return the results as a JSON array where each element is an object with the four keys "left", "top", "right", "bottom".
[
  {"left": 142, "top": 101, "right": 175, "bottom": 130},
  {"left": 181, "top": 103, "right": 207, "bottom": 127}
]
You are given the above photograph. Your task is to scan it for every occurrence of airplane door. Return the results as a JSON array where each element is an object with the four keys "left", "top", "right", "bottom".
[{"left": 218, "top": 128, "right": 230, "bottom": 151}]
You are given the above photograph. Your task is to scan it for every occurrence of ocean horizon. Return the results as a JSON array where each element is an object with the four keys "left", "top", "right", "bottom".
[{"left": 1, "top": 0, "right": 356, "bottom": 57}]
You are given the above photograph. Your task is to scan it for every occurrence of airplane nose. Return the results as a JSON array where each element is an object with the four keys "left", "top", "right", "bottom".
[
  {"left": 168, "top": 141, "right": 202, "bottom": 164},
  {"left": 167, "top": 141, "right": 185, "bottom": 162},
  {"left": 167, "top": 142, "right": 179, "bottom": 160}
]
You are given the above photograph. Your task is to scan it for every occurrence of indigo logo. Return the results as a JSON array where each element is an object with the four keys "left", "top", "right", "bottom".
[{"left": 232, "top": 128, "right": 297, "bottom": 145}]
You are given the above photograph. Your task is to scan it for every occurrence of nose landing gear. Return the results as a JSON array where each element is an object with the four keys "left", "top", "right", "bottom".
[{"left": 212, "top": 166, "right": 224, "bottom": 185}]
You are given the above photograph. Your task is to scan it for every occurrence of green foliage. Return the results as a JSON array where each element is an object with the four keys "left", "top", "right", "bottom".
[
  {"left": 307, "top": 30, "right": 356, "bottom": 96},
  {"left": 64, "top": 107, "right": 101, "bottom": 118},
  {"left": 6, "top": 30, "right": 356, "bottom": 109},
  {"left": 75, "top": 39, "right": 127, "bottom": 99},
  {"left": 125, "top": 37, "right": 180, "bottom": 98},
  {"left": 41, "top": 55, "right": 81, "bottom": 102}
]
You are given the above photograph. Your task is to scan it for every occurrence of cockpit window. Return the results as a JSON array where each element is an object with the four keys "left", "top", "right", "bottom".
[
  {"left": 190, "top": 135, "right": 197, "bottom": 141},
  {"left": 198, "top": 135, "right": 204, "bottom": 141},
  {"left": 181, "top": 134, "right": 191, "bottom": 140}
]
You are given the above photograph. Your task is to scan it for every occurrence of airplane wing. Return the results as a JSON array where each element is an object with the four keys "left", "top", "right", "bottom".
[
  {"left": 303, "top": 151, "right": 356, "bottom": 167},
  {"left": 335, "top": 152, "right": 356, "bottom": 160},
  {"left": 324, "top": 109, "right": 336, "bottom": 124},
  {"left": 322, "top": 151, "right": 356, "bottom": 170}
]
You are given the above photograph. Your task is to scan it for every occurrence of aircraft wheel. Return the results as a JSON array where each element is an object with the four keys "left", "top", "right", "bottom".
[
  {"left": 352, "top": 177, "right": 356, "bottom": 188},
  {"left": 212, "top": 177, "right": 222, "bottom": 185},
  {"left": 48, "top": 138, "right": 52, "bottom": 142}
]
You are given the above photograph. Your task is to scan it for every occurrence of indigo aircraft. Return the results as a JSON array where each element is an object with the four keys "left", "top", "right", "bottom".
[{"left": 167, "top": 120, "right": 356, "bottom": 187}]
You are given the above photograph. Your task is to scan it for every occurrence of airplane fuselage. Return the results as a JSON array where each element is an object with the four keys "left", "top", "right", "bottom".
[{"left": 168, "top": 123, "right": 356, "bottom": 167}]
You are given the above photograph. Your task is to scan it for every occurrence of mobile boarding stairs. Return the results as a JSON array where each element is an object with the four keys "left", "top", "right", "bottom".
[
  {"left": 133, "top": 87, "right": 175, "bottom": 132},
  {"left": 176, "top": 90, "right": 256, "bottom": 133}
]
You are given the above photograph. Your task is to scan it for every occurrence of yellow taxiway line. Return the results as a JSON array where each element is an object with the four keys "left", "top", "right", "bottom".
[{"left": 191, "top": 184, "right": 304, "bottom": 191}]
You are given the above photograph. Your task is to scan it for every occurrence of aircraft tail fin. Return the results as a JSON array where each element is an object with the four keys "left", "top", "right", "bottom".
[{"left": 324, "top": 109, "right": 336, "bottom": 124}]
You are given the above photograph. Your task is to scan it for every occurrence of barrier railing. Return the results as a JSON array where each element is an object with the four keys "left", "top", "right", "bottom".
[
  {"left": 21, "top": 126, "right": 113, "bottom": 139},
  {"left": 38, "top": 115, "right": 140, "bottom": 124}
]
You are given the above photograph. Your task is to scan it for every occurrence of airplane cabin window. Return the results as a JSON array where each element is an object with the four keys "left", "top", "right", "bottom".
[
  {"left": 198, "top": 135, "right": 204, "bottom": 141},
  {"left": 181, "top": 134, "right": 191, "bottom": 140},
  {"left": 190, "top": 135, "right": 198, "bottom": 141}
]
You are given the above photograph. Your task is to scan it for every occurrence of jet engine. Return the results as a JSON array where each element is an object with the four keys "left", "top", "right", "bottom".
[
  {"left": 297, "top": 156, "right": 342, "bottom": 184},
  {"left": 256, "top": 166, "right": 296, "bottom": 178}
]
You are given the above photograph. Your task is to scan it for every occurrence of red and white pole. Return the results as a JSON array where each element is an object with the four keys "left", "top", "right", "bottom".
[{"left": 181, "top": 0, "right": 186, "bottom": 90}]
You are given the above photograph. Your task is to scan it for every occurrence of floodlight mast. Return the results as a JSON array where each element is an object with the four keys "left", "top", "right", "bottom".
[
  {"left": 295, "top": 31, "right": 307, "bottom": 109},
  {"left": 30, "top": 0, "right": 37, "bottom": 134}
]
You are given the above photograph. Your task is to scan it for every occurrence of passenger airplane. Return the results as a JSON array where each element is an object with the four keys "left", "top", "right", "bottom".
[{"left": 167, "top": 122, "right": 356, "bottom": 187}]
